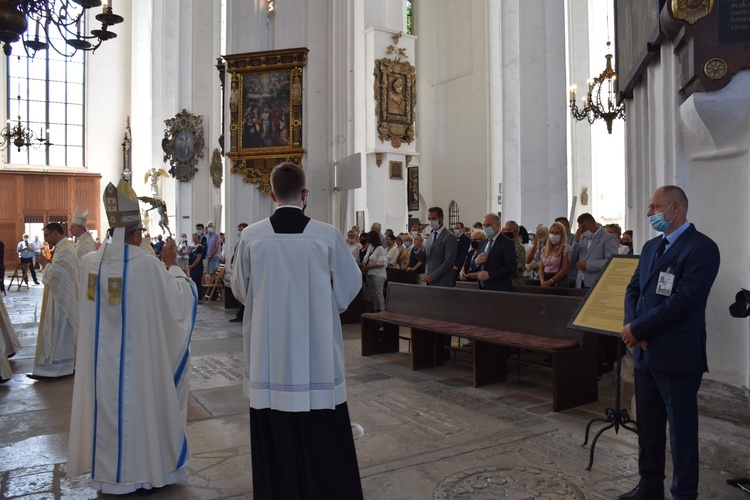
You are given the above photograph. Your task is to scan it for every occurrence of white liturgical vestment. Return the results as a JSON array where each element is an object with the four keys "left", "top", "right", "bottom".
[
  {"left": 75, "top": 231, "right": 97, "bottom": 260},
  {"left": 0, "top": 295, "right": 21, "bottom": 380},
  {"left": 230, "top": 218, "right": 362, "bottom": 412},
  {"left": 68, "top": 243, "right": 198, "bottom": 494},
  {"left": 33, "top": 238, "right": 79, "bottom": 377}
]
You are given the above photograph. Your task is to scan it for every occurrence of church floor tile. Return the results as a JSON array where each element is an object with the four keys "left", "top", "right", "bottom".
[{"left": 0, "top": 284, "right": 745, "bottom": 498}]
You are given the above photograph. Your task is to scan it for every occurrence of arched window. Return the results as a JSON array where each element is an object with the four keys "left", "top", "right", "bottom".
[
  {"left": 6, "top": 35, "right": 85, "bottom": 167},
  {"left": 448, "top": 200, "right": 459, "bottom": 228}
]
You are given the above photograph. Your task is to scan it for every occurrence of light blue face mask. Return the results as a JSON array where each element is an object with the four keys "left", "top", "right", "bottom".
[
  {"left": 404, "top": 242, "right": 412, "bottom": 249},
  {"left": 484, "top": 226, "right": 495, "bottom": 238},
  {"left": 649, "top": 202, "right": 676, "bottom": 233},
  {"left": 237, "top": 231, "right": 242, "bottom": 238},
  {"left": 208, "top": 227, "right": 214, "bottom": 233}
]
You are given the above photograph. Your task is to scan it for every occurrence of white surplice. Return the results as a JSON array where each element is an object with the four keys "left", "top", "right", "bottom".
[
  {"left": 0, "top": 295, "right": 20, "bottom": 380},
  {"left": 67, "top": 243, "right": 198, "bottom": 494},
  {"left": 32, "top": 238, "right": 79, "bottom": 377},
  {"left": 76, "top": 232, "right": 97, "bottom": 260},
  {"left": 230, "top": 218, "right": 362, "bottom": 412}
]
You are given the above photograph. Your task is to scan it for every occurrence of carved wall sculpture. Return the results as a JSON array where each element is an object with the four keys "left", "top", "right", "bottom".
[
  {"left": 374, "top": 55, "right": 417, "bottom": 148},
  {"left": 162, "top": 110, "right": 206, "bottom": 182},
  {"left": 210, "top": 148, "right": 223, "bottom": 188}
]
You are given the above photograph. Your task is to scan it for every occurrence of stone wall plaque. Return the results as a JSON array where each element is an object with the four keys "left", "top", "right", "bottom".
[{"left": 374, "top": 57, "right": 416, "bottom": 148}]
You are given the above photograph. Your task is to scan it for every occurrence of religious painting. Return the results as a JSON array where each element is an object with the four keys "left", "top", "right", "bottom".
[
  {"left": 374, "top": 57, "right": 416, "bottom": 148},
  {"left": 407, "top": 166, "right": 419, "bottom": 211},
  {"left": 162, "top": 110, "right": 206, "bottom": 182},
  {"left": 389, "top": 160, "right": 403, "bottom": 180},
  {"left": 223, "top": 48, "right": 308, "bottom": 194}
]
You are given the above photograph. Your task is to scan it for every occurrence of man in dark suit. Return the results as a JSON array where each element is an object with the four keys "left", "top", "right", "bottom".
[
  {"left": 619, "top": 185, "right": 720, "bottom": 500},
  {"left": 468, "top": 213, "right": 517, "bottom": 291},
  {"left": 453, "top": 222, "right": 471, "bottom": 279},
  {"left": 423, "top": 206, "right": 456, "bottom": 287}
]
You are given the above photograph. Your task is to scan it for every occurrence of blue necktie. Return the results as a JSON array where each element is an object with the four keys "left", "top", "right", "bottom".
[{"left": 655, "top": 237, "right": 668, "bottom": 260}]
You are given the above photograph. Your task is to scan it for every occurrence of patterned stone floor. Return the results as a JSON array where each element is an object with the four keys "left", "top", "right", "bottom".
[{"left": 0, "top": 282, "right": 747, "bottom": 499}]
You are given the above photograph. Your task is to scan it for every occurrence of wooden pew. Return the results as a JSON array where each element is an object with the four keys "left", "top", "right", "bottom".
[{"left": 361, "top": 283, "right": 598, "bottom": 412}]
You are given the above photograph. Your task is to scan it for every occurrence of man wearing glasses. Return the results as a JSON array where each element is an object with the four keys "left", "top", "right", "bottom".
[{"left": 28, "top": 223, "right": 78, "bottom": 380}]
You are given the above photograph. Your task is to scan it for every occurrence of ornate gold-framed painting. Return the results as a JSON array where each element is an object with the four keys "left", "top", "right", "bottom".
[
  {"left": 223, "top": 47, "right": 308, "bottom": 194},
  {"left": 374, "top": 57, "right": 416, "bottom": 148}
]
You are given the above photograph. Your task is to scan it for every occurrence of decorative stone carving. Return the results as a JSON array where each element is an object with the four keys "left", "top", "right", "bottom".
[
  {"left": 162, "top": 109, "right": 206, "bottom": 182},
  {"left": 229, "top": 155, "right": 303, "bottom": 196},
  {"left": 671, "top": 0, "right": 713, "bottom": 25},
  {"left": 703, "top": 57, "right": 728, "bottom": 79},
  {"left": 374, "top": 57, "right": 416, "bottom": 148}
]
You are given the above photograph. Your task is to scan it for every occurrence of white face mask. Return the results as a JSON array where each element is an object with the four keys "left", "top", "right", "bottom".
[
  {"left": 429, "top": 220, "right": 440, "bottom": 231},
  {"left": 549, "top": 234, "right": 561, "bottom": 245}
]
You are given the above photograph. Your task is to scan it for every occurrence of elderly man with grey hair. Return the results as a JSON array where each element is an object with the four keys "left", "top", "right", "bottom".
[{"left": 371, "top": 222, "right": 386, "bottom": 247}]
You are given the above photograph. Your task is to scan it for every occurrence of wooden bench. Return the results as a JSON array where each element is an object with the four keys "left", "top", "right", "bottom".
[
  {"left": 455, "top": 281, "right": 587, "bottom": 297},
  {"left": 361, "top": 283, "right": 598, "bottom": 412}
]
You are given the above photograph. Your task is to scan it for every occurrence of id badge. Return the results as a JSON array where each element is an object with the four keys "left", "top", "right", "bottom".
[{"left": 656, "top": 271, "right": 674, "bottom": 296}]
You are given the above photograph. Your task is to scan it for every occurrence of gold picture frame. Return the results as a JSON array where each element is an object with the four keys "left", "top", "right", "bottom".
[
  {"left": 223, "top": 47, "right": 308, "bottom": 194},
  {"left": 374, "top": 57, "right": 416, "bottom": 148}
]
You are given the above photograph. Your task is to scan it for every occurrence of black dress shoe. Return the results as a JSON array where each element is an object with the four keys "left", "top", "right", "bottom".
[
  {"left": 27, "top": 373, "right": 54, "bottom": 381},
  {"left": 34, "top": 281, "right": 40, "bottom": 285},
  {"left": 598, "top": 361, "right": 614, "bottom": 375},
  {"left": 229, "top": 317, "right": 242, "bottom": 323},
  {"left": 616, "top": 484, "right": 664, "bottom": 500},
  {"left": 0, "top": 377, "right": 9, "bottom": 384}
]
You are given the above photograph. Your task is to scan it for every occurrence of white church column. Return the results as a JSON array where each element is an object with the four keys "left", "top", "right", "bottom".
[
  {"left": 224, "top": 0, "right": 341, "bottom": 228},
  {"left": 498, "top": 0, "right": 568, "bottom": 228},
  {"left": 130, "top": 0, "right": 222, "bottom": 238}
]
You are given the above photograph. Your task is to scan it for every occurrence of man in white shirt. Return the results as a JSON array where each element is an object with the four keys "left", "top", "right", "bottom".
[{"left": 231, "top": 163, "right": 364, "bottom": 499}]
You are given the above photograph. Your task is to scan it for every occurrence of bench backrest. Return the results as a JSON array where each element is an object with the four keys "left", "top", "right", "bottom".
[
  {"left": 455, "top": 280, "right": 586, "bottom": 297},
  {"left": 384, "top": 283, "right": 584, "bottom": 343}
]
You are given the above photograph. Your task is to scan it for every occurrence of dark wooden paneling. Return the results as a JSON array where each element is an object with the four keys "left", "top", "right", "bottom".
[{"left": 0, "top": 171, "right": 101, "bottom": 265}]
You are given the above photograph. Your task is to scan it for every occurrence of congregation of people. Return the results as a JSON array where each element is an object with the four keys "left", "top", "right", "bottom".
[
  {"left": 0, "top": 179, "right": 718, "bottom": 500},
  {"left": 353, "top": 211, "right": 635, "bottom": 296}
]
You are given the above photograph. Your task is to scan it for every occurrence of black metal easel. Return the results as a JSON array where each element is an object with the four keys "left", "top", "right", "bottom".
[{"left": 581, "top": 340, "right": 638, "bottom": 470}]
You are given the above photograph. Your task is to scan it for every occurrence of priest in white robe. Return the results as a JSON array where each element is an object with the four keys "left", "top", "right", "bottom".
[
  {"left": 70, "top": 207, "right": 97, "bottom": 260},
  {"left": 68, "top": 180, "right": 198, "bottom": 495},
  {"left": 28, "top": 222, "right": 79, "bottom": 379},
  {"left": 0, "top": 294, "right": 21, "bottom": 383},
  {"left": 231, "top": 163, "right": 364, "bottom": 500}
]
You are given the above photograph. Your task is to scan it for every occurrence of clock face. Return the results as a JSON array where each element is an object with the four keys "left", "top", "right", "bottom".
[{"left": 703, "top": 58, "right": 727, "bottom": 80}]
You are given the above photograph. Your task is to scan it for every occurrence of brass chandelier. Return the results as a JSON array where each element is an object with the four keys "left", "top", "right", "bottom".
[
  {"left": 0, "top": 0, "right": 123, "bottom": 57},
  {"left": 1, "top": 93, "right": 51, "bottom": 151},
  {"left": 569, "top": 42, "right": 625, "bottom": 134}
]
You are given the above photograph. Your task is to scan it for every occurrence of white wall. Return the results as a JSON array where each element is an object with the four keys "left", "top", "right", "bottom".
[{"left": 626, "top": 40, "right": 750, "bottom": 389}]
